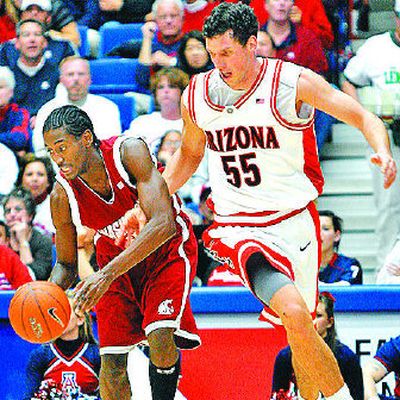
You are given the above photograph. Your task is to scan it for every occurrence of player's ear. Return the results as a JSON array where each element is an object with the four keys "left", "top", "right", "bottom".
[
  {"left": 247, "top": 35, "right": 258, "bottom": 52},
  {"left": 82, "top": 129, "right": 94, "bottom": 147}
]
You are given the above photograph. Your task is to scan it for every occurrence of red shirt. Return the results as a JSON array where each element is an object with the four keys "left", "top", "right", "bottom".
[{"left": 182, "top": 2, "right": 218, "bottom": 34}]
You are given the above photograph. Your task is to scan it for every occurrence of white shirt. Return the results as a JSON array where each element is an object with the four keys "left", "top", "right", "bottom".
[
  {"left": 0, "top": 143, "right": 18, "bottom": 196},
  {"left": 33, "top": 93, "right": 122, "bottom": 157}
]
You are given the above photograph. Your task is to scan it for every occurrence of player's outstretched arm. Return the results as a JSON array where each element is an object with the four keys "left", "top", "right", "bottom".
[
  {"left": 297, "top": 68, "right": 396, "bottom": 188},
  {"left": 74, "top": 138, "right": 177, "bottom": 314},
  {"left": 362, "top": 359, "right": 387, "bottom": 400},
  {"left": 49, "top": 183, "right": 78, "bottom": 290},
  {"left": 162, "top": 101, "right": 206, "bottom": 195}
]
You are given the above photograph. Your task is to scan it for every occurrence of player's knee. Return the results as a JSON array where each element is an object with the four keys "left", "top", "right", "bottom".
[
  {"left": 148, "top": 327, "right": 178, "bottom": 368},
  {"left": 280, "top": 302, "right": 313, "bottom": 333},
  {"left": 100, "top": 353, "right": 128, "bottom": 386}
]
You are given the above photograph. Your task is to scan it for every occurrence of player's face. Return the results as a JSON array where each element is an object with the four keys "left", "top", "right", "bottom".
[
  {"left": 44, "top": 128, "right": 90, "bottom": 180},
  {"left": 22, "top": 161, "right": 49, "bottom": 199},
  {"left": 314, "top": 301, "right": 333, "bottom": 338},
  {"left": 206, "top": 30, "right": 257, "bottom": 90},
  {"left": 155, "top": 76, "right": 181, "bottom": 109},
  {"left": 4, "top": 198, "right": 32, "bottom": 227},
  {"left": 319, "top": 216, "right": 340, "bottom": 253},
  {"left": 184, "top": 38, "right": 209, "bottom": 69},
  {"left": 60, "top": 59, "right": 91, "bottom": 102}
]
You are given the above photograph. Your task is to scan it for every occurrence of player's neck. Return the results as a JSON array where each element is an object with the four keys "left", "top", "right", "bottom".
[{"left": 227, "top": 58, "right": 262, "bottom": 91}]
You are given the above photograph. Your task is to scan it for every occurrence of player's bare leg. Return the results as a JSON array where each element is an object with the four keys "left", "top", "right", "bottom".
[
  {"left": 148, "top": 327, "right": 180, "bottom": 400},
  {"left": 270, "top": 284, "right": 347, "bottom": 398},
  {"left": 292, "top": 353, "right": 320, "bottom": 400},
  {"left": 100, "top": 353, "right": 131, "bottom": 400}
]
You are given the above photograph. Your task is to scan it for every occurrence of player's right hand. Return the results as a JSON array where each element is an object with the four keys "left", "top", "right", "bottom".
[
  {"left": 370, "top": 152, "right": 397, "bottom": 189},
  {"left": 115, "top": 204, "right": 147, "bottom": 248}
]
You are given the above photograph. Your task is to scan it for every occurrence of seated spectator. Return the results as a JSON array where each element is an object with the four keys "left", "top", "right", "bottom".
[
  {"left": 177, "top": 30, "right": 214, "bottom": 77},
  {"left": 124, "top": 67, "right": 187, "bottom": 152},
  {"left": 376, "top": 239, "right": 400, "bottom": 284},
  {"left": 3, "top": 187, "right": 53, "bottom": 280},
  {"left": 319, "top": 210, "right": 363, "bottom": 285},
  {"left": 0, "top": 0, "right": 16, "bottom": 43},
  {"left": 99, "top": 0, "right": 155, "bottom": 24},
  {"left": 16, "top": 154, "right": 55, "bottom": 235},
  {"left": 271, "top": 292, "right": 363, "bottom": 400},
  {"left": 363, "top": 335, "right": 400, "bottom": 400},
  {"left": 33, "top": 56, "right": 121, "bottom": 156},
  {"left": 24, "top": 291, "right": 101, "bottom": 399},
  {"left": 0, "top": 243, "right": 33, "bottom": 289},
  {"left": 0, "top": 143, "right": 19, "bottom": 200},
  {"left": 108, "top": 0, "right": 184, "bottom": 94},
  {"left": 0, "top": 66, "right": 31, "bottom": 153},
  {"left": 0, "top": 2, "right": 76, "bottom": 69},
  {"left": 19, "top": 0, "right": 81, "bottom": 47},
  {"left": 3, "top": 20, "right": 60, "bottom": 125},
  {"left": 256, "top": 29, "right": 276, "bottom": 58}
]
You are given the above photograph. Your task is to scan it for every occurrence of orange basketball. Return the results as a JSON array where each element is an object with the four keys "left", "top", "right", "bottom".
[{"left": 8, "top": 281, "right": 71, "bottom": 344}]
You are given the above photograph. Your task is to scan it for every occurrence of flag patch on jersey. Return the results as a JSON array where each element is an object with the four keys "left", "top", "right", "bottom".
[{"left": 256, "top": 98, "right": 265, "bottom": 104}]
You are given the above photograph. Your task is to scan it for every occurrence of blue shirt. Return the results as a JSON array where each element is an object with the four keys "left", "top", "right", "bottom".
[{"left": 319, "top": 252, "right": 363, "bottom": 284}]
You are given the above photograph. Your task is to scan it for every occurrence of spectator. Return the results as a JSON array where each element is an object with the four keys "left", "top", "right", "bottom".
[
  {"left": 16, "top": 154, "right": 55, "bottom": 236},
  {"left": 19, "top": 0, "right": 81, "bottom": 47},
  {"left": 319, "top": 210, "right": 363, "bottom": 285},
  {"left": 177, "top": 30, "right": 214, "bottom": 77},
  {"left": 342, "top": 1, "right": 400, "bottom": 271},
  {"left": 108, "top": 0, "right": 185, "bottom": 94},
  {"left": 271, "top": 292, "right": 364, "bottom": 400},
  {"left": 124, "top": 67, "right": 187, "bottom": 151},
  {"left": 256, "top": 29, "right": 276, "bottom": 58},
  {"left": 0, "top": 66, "right": 31, "bottom": 153},
  {"left": 3, "top": 20, "right": 60, "bottom": 125},
  {"left": 3, "top": 187, "right": 53, "bottom": 280},
  {"left": 0, "top": 143, "right": 19, "bottom": 199},
  {"left": 33, "top": 56, "right": 121, "bottom": 156},
  {"left": 0, "top": 244, "right": 33, "bottom": 289},
  {"left": 363, "top": 335, "right": 400, "bottom": 400},
  {"left": 65, "top": 0, "right": 104, "bottom": 31},
  {"left": 24, "top": 291, "right": 101, "bottom": 399},
  {"left": 99, "top": 0, "right": 155, "bottom": 24}
]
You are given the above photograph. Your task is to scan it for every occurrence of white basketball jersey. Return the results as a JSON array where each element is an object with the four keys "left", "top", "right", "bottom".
[{"left": 185, "top": 58, "right": 324, "bottom": 215}]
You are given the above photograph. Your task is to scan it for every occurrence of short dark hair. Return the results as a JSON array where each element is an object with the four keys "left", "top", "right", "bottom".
[
  {"left": 319, "top": 210, "right": 343, "bottom": 250},
  {"left": 3, "top": 186, "right": 36, "bottom": 222},
  {"left": 203, "top": 2, "right": 259, "bottom": 46},
  {"left": 43, "top": 105, "right": 100, "bottom": 148},
  {"left": 16, "top": 19, "right": 46, "bottom": 36},
  {"left": 318, "top": 291, "right": 338, "bottom": 351},
  {"left": 17, "top": 154, "right": 55, "bottom": 195}
]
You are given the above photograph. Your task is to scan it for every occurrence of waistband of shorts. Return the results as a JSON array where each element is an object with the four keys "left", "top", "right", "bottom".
[{"left": 213, "top": 202, "right": 312, "bottom": 227}]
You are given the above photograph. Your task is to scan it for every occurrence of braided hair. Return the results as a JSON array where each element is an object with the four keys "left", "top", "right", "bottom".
[
  {"left": 203, "top": 2, "right": 259, "bottom": 46},
  {"left": 43, "top": 105, "right": 100, "bottom": 148}
]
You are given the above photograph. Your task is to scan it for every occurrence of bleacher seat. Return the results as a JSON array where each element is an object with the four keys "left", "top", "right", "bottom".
[
  {"left": 98, "top": 23, "right": 143, "bottom": 58},
  {"left": 78, "top": 25, "right": 90, "bottom": 57},
  {"left": 89, "top": 58, "right": 139, "bottom": 94},
  {"left": 99, "top": 93, "right": 137, "bottom": 131}
]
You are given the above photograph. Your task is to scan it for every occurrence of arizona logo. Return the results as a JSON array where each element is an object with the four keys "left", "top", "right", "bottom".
[
  {"left": 29, "top": 317, "right": 43, "bottom": 338},
  {"left": 47, "top": 307, "right": 65, "bottom": 327}
]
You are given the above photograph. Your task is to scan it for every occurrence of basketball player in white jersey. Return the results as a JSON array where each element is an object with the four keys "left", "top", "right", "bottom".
[{"left": 122, "top": 2, "right": 396, "bottom": 399}]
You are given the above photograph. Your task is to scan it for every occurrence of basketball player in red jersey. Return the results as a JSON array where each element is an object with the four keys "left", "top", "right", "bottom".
[
  {"left": 162, "top": 3, "right": 396, "bottom": 400},
  {"left": 43, "top": 105, "right": 200, "bottom": 400}
]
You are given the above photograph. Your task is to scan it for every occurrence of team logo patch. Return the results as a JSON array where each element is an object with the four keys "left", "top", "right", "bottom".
[{"left": 158, "top": 299, "right": 174, "bottom": 315}]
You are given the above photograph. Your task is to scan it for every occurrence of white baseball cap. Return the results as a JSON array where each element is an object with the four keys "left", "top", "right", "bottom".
[
  {"left": 20, "top": 0, "right": 52, "bottom": 12},
  {"left": 395, "top": 0, "right": 400, "bottom": 13}
]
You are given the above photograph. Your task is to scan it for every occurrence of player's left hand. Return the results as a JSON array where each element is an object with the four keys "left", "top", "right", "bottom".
[
  {"left": 370, "top": 152, "right": 397, "bottom": 188},
  {"left": 115, "top": 204, "right": 147, "bottom": 248},
  {"left": 73, "top": 270, "right": 112, "bottom": 315}
]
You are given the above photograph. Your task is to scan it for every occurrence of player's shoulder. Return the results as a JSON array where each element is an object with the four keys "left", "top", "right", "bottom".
[{"left": 50, "top": 181, "right": 70, "bottom": 206}]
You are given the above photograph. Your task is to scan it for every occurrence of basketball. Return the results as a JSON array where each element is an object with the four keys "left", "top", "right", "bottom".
[{"left": 8, "top": 281, "right": 71, "bottom": 344}]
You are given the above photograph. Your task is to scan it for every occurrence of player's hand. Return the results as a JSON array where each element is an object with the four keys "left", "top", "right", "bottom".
[
  {"left": 73, "top": 270, "right": 112, "bottom": 315},
  {"left": 370, "top": 152, "right": 397, "bottom": 188},
  {"left": 115, "top": 204, "right": 147, "bottom": 248},
  {"left": 385, "top": 262, "right": 400, "bottom": 276}
]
